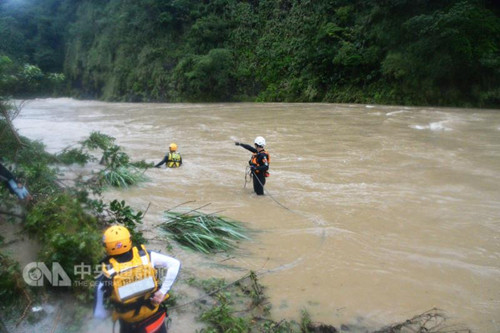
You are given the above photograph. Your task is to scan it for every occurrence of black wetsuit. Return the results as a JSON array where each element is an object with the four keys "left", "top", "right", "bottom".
[{"left": 238, "top": 143, "right": 269, "bottom": 195}]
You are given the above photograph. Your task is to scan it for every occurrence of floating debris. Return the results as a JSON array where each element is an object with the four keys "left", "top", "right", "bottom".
[{"left": 161, "top": 204, "right": 250, "bottom": 254}]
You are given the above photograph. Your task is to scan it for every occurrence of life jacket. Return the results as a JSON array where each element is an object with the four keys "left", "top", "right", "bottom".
[
  {"left": 166, "top": 152, "right": 182, "bottom": 168},
  {"left": 250, "top": 150, "right": 270, "bottom": 177},
  {"left": 102, "top": 245, "right": 163, "bottom": 323}
]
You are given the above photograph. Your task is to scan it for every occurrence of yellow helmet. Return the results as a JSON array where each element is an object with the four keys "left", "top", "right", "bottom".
[
  {"left": 169, "top": 143, "right": 177, "bottom": 151},
  {"left": 103, "top": 225, "right": 132, "bottom": 256}
]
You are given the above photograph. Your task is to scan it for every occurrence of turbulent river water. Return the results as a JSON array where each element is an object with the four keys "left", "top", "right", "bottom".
[{"left": 12, "top": 98, "right": 500, "bottom": 332}]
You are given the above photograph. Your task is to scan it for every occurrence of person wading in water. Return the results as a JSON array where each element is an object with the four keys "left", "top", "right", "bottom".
[
  {"left": 235, "top": 136, "right": 269, "bottom": 195},
  {"left": 155, "top": 143, "right": 182, "bottom": 168},
  {"left": 94, "top": 226, "right": 181, "bottom": 333}
]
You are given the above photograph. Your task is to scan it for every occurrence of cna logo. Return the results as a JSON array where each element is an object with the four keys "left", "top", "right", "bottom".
[{"left": 23, "top": 262, "right": 71, "bottom": 287}]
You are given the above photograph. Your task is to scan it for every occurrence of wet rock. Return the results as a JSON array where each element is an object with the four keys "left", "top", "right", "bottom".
[{"left": 307, "top": 322, "right": 338, "bottom": 333}]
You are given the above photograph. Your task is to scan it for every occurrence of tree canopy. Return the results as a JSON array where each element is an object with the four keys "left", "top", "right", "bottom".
[{"left": 0, "top": 0, "right": 498, "bottom": 107}]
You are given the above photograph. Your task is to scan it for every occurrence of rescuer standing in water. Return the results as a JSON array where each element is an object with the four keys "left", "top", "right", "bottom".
[
  {"left": 235, "top": 136, "right": 269, "bottom": 195},
  {"left": 155, "top": 143, "right": 182, "bottom": 168}
]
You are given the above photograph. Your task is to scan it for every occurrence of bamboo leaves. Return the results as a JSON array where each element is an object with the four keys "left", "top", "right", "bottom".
[
  {"left": 161, "top": 207, "right": 250, "bottom": 254},
  {"left": 100, "top": 166, "right": 147, "bottom": 188}
]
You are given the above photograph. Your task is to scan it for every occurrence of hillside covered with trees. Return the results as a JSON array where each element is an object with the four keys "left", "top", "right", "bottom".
[{"left": 0, "top": 0, "right": 499, "bottom": 107}]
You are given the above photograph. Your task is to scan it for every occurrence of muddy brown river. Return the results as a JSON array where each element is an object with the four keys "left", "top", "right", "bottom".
[{"left": 12, "top": 98, "right": 500, "bottom": 332}]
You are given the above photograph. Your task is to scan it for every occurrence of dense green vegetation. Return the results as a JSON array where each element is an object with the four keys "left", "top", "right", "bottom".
[
  {"left": 0, "top": 0, "right": 498, "bottom": 107},
  {"left": 0, "top": 121, "right": 149, "bottom": 301}
]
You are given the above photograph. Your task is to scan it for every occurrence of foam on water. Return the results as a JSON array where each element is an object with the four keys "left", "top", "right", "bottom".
[{"left": 410, "top": 120, "right": 453, "bottom": 131}]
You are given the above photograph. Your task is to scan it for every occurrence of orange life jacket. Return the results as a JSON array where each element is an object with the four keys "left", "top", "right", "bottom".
[{"left": 250, "top": 150, "right": 270, "bottom": 177}]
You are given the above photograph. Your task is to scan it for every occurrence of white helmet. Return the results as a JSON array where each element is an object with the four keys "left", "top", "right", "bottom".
[{"left": 254, "top": 136, "right": 266, "bottom": 147}]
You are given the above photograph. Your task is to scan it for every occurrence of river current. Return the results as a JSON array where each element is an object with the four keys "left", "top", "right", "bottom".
[{"left": 12, "top": 99, "right": 500, "bottom": 332}]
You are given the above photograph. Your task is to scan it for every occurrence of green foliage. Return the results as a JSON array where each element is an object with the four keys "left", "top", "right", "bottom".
[
  {"left": 130, "top": 159, "right": 155, "bottom": 169},
  {"left": 375, "top": 0, "right": 500, "bottom": 106},
  {"left": 0, "top": 55, "right": 16, "bottom": 94},
  {"left": 80, "top": 131, "right": 149, "bottom": 188},
  {"left": 0, "top": 107, "right": 148, "bottom": 310},
  {"left": 0, "top": 250, "right": 28, "bottom": 307},
  {"left": 99, "top": 166, "right": 148, "bottom": 188},
  {"left": 187, "top": 276, "right": 227, "bottom": 294},
  {"left": 191, "top": 272, "right": 327, "bottom": 332},
  {"left": 25, "top": 193, "right": 96, "bottom": 241},
  {"left": 0, "top": 120, "right": 59, "bottom": 196},
  {"left": 56, "top": 147, "right": 95, "bottom": 165},
  {"left": 2, "top": 0, "right": 499, "bottom": 105},
  {"left": 0, "top": 56, "right": 66, "bottom": 97},
  {"left": 20, "top": 64, "right": 43, "bottom": 86},
  {"left": 24, "top": 192, "right": 103, "bottom": 296},
  {"left": 173, "top": 48, "right": 236, "bottom": 101},
  {"left": 100, "top": 145, "right": 130, "bottom": 168},
  {"left": 162, "top": 209, "right": 250, "bottom": 254},
  {"left": 0, "top": 0, "right": 73, "bottom": 73},
  {"left": 81, "top": 131, "right": 115, "bottom": 151},
  {"left": 108, "top": 199, "right": 146, "bottom": 245},
  {"left": 199, "top": 293, "right": 250, "bottom": 333}
]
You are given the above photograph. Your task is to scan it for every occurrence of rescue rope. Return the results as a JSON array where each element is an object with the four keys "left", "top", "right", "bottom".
[
  {"left": 245, "top": 167, "right": 294, "bottom": 213},
  {"left": 158, "top": 172, "right": 327, "bottom": 316},
  {"left": 169, "top": 271, "right": 253, "bottom": 311},
  {"left": 243, "top": 166, "right": 251, "bottom": 188}
]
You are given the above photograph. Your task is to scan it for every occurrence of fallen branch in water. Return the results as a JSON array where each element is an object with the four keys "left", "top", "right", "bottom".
[
  {"left": 171, "top": 272, "right": 253, "bottom": 311},
  {"left": 374, "top": 308, "right": 471, "bottom": 333}
]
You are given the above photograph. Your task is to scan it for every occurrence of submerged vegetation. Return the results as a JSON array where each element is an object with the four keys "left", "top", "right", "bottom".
[
  {"left": 0, "top": 0, "right": 499, "bottom": 107},
  {"left": 185, "top": 272, "right": 339, "bottom": 333},
  {"left": 81, "top": 131, "right": 151, "bottom": 188}
]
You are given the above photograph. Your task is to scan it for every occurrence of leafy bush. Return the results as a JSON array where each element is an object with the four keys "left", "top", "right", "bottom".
[
  {"left": 81, "top": 131, "right": 115, "bottom": 151},
  {"left": 0, "top": 123, "right": 59, "bottom": 196},
  {"left": 200, "top": 293, "right": 250, "bottom": 333},
  {"left": 79, "top": 131, "right": 150, "bottom": 188},
  {"left": 25, "top": 193, "right": 103, "bottom": 296},
  {"left": 0, "top": 250, "right": 28, "bottom": 307},
  {"left": 108, "top": 199, "right": 146, "bottom": 245},
  {"left": 56, "top": 148, "right": 94, "bottom": 165},
  {"left": 130, "top": 160, "right": 155, "bottom": 169}
]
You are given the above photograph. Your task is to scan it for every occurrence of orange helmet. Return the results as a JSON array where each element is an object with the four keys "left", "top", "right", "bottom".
[
  {"left": 103, "top": 225, "right": 132, "bottom": 255},
  {"left": 169, "top": 143, "right": 178, "bottom": 151}
]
